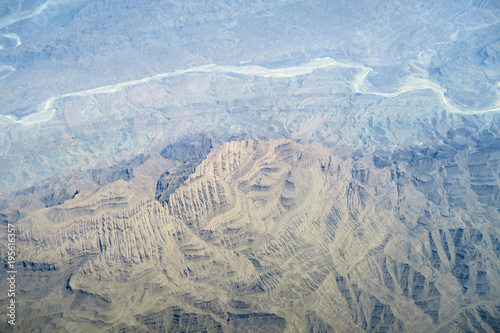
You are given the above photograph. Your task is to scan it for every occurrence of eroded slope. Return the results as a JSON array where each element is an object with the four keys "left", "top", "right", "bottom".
[{"left": 2, "top": 139, "right": 500, "bottom": 332}]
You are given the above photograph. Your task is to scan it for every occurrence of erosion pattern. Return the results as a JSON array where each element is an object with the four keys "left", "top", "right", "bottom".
[
  {"left": 3, "top": 139, "right": 500, "bottom": 332},
  {"left": 1, "top": 0, "right": 500, "bottom": 332}
]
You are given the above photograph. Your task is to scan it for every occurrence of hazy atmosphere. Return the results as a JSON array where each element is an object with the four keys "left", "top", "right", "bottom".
[{"left": 1, "top": 0, "right": 500, "bottom": 331}]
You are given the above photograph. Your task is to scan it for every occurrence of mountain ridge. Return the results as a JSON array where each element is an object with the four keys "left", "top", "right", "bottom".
[{"left": 2, "top": 138, "right": 499, "bottom": 332}]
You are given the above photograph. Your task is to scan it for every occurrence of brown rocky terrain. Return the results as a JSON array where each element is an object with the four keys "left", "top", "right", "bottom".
[{"left": 2, "top": 139, "right": 499, "bottom": 332}]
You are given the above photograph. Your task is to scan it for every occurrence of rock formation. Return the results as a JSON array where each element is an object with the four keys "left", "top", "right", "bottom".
[{"left": 2, "top": 139, "right": 499, "bottom": 332}]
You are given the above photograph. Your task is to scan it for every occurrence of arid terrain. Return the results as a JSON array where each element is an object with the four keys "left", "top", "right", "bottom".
[{"left": 1, "top": 0, "right": 500, "bottom": 332}]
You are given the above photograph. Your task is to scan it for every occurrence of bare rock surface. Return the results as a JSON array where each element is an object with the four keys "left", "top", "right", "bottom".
[{"left": 2, "top": 139, "right": 500, "bottom": 332}]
